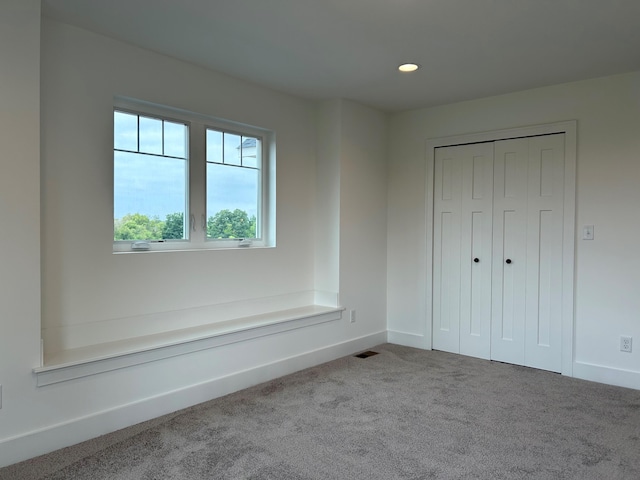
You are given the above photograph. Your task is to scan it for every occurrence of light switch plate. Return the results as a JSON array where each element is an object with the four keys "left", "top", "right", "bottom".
[{"left": 583, "top": 225, "right": 594, "bottom": 240}]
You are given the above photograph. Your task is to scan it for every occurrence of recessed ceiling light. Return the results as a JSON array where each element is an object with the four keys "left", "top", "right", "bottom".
[{"left": 398, "top": 63, "right": 420, "bottom": 73}]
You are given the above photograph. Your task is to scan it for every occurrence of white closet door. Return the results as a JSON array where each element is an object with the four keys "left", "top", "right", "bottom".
[
  {"left": 524, "top": 134, "right": 565, "bottom": 372},
  {"left": 459, "top": 144, "right": 494, "bottom": 359},
  {"left": 491, "top": 138, "right": 529, "bottom": 366},
  {"left": 491, "top": 135, "right": 565, "bottom": 372},
  {"left": 433, "top": 143, "right": 493, "bottom": 357},
  {"left": 433, "top": 146, "right": 463, "bottom": 354},
  {"left": 433, "top": 135, "right": 565, "bottom": 373}
]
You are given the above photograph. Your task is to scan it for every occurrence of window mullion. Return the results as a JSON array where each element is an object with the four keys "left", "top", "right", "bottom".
[{"left": 189, "top": 122, "right": 206, "bottom": 245}]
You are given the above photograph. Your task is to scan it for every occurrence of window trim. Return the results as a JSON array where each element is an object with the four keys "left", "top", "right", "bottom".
[{"left": 112, "top": 96, "right": 275, "bottom": 253}]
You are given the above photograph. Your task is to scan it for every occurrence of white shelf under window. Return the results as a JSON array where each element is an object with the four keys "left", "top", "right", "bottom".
[{"left": 34, "top": 305, "right": 344, "bottom": 386}]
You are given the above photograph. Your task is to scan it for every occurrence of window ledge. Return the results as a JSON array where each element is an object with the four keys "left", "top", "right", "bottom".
[
  {"left": 34, "top": 305, "right": 344, "bottom": 387},
  {"left": 112, "top": 241, "right": 275, "bottom": 254}
]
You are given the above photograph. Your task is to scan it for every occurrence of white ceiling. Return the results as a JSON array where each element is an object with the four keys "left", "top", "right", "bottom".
[{"left": 42, "top": 0, "right": 640, "bottom": 112}]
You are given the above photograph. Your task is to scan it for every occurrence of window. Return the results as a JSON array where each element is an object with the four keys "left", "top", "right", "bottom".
[
  {"left": 113, "top": 98, "right": 274, "bottom": 252},
  {"left": 114, "top": 111, "right": 189, "bottom": 242},
  {"left": 206, "top": 129, "right": 261, "bottom": 240}
]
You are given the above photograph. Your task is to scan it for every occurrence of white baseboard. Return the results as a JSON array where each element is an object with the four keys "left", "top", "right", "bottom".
[
  {"left": 572, "top": 361, "right": 640, "bottom": 391},
  {"left": 0, "top": 330, "right": 386, "bottom": 469},
  {"left": 387, "top": 330, "right": 429, "bottom": 350}
]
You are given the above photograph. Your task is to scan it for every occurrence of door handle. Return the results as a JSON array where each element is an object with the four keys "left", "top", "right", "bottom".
[
  {"left": 505, "top": 259, "right": 512, "bottom": 264},
  {"left": 473, "top": 258, "right": 479, "bottom": 263}
]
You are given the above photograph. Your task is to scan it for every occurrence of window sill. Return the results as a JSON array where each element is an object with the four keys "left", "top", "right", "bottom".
[
  {"left": 34, "top": 305, "right": 344, "bottom": 387},
  {"left": 112, "top": 241, "right": 274, "bottom": 254}
]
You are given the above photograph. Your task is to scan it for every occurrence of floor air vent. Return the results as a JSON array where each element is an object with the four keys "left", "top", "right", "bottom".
[{"left": 355, "top": 351, "right": 379, "bottom": 359}]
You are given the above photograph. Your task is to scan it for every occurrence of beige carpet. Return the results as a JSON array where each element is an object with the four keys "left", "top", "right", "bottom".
[{"left": 2, "top": 344, "right": 640, "bottom": 479}]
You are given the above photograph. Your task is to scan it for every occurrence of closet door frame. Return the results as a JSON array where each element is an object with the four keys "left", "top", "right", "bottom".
[{"left": 424, "top": 121, "right": 577, "bottom": 376}]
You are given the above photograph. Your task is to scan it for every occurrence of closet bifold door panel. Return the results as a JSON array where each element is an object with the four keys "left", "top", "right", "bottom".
[
  {"left": 433, "top": 143, "right": 494, "bottom": 359},
  {"left": 523, "top": 134, "right": 565, "bottom": 372},
  {"left": 432, "top": 133, "right": 565, "bottom": 373},
  {"left": 490, "top": 138, "right": 529, "bottom": 366},
  {"left": 492, "top": 134, "right": 565, "bottom": 371}
]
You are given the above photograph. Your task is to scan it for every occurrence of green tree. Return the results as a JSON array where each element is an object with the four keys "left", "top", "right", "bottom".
[
  {"left": 162, "top": 212, "right": 184, "bottom": 239},
  {"left": 207, "top": 209, "right": 256, "bottom": 239},
  {"left": 114, "top": 213, "right": 163, "bottom": 241}
]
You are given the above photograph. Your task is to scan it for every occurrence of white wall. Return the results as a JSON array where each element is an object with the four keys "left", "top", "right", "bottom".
[
  {"left": 387, "top": 71, "right": 640, "bottom": 388},
  {"left": 0, "top": 0, "right": 42, "bottom": 461},
  {"left": 338, "top": 100, "right": 389, "bottom": 336},
  {"left": 0, "top": 16, "right": 388, "bottom": 467},
  {"left": 314, "top": 98, "right": 389, "bottom": 338},
  {"left": 315, "top": 100, "right": 342, "bottom": 300}
]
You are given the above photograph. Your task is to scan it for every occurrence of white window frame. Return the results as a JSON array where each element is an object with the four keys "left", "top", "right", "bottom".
[{"left": 113, "top": 96, "right": 275, "bottom": 253}]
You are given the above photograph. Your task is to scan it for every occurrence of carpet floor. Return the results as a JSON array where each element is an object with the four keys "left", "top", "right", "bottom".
[{"left": 2, "top": 344, "right": 640, "bottom": 479}]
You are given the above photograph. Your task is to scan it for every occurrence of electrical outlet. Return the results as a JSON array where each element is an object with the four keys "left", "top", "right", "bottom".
[
  {"left": 350, "top": 310, "right": 356, "bottom": 323},
  {"left": 621, "top": 336, "right": 632, "bottom": 353}
]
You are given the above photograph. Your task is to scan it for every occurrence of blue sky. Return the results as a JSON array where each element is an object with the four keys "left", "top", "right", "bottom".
[{"left": 113, "top": 153, "right": 258, "bottom": 220}]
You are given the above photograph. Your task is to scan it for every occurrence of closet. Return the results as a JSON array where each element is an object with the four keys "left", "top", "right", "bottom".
[{"left": 432, "top": 134, "right": 565, "bottom": 372}]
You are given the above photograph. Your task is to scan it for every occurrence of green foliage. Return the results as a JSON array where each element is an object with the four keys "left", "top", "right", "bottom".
[
  {"left": 207, "top": 209, "right": 256, "bottom": 239},
  {"left": 114, "top": 210, "right": 256, "bottom": 241},
  {"left": 162, "top": 212, "right": 184, "bottom": 239},
  {"left": 114, "top": 212, "right": 185, "bottom": 241},
  {"left": 113, "top": 213, "right": 164, "bottom": 241}
]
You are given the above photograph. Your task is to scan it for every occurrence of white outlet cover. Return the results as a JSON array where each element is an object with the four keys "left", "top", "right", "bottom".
[{"left": 621, "top": 336, "right": 632, "bottom": 353}]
